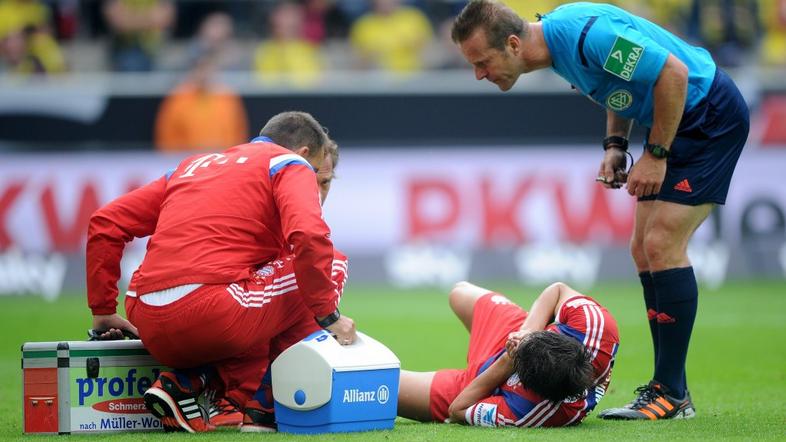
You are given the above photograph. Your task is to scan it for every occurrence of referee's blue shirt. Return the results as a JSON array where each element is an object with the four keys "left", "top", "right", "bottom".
[{"left": 541, "top": 2, "right": 716, "bottom": 127}]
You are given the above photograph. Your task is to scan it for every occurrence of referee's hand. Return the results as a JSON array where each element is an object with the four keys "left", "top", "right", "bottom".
[
  {"left": 326, "top": 315, "right": 357, "bottom": 345},
  {"left": 597, "top": 148, "right": 627, "bottom": 189}
]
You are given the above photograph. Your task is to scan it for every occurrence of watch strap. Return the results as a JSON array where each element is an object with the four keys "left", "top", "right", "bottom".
[
  {"left": 316, "top": 309, "right": 341, "bottom": 328},
  {"left": 603, "top": 136, "right": 629, "bottom": 151},
  {"left": 645, "top": 143, "right": 670, "bottom": 158}
]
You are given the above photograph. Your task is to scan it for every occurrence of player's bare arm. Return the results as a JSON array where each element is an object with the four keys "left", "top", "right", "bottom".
[
  {"left": 506, "top": 282, "right": 581, "bottom": 354},
  {"left": 627, "top": 54, "right": 688, "bottom": 198},
  {"left": 447, "top": 352, "right": 514, "bottom": 424}
]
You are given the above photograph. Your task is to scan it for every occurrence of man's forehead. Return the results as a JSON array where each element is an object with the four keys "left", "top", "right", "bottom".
[{"left": 461, "top": 28, "right": 494, "bottom": 58}]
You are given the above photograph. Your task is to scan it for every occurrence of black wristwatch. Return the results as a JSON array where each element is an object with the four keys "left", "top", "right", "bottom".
[
  {"left": 603, "top": 136, "right": 629, "bottom": 151},
  {"left": 645, "top": 143, "right": 670, "bottom": 159},
  {"left": 316, "top": 309, "right": 341, "bottom": 328}
]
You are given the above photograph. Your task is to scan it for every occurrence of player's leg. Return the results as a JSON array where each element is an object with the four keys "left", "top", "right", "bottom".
[
  {"left": 644, "top": 200, "right": 712, "bottom": 397},
  {"left": 630, "top": 200, "right": 661, "bottom": 372},
  {"left": 398, "top": 370, "right": 438, "bottom": 422},
  {"left": 135, "top": 285, "right": 251, "bottom": 432},
  {"left": 448, "top": 281, "right": 494, "bottom": 331},
  {"left": 601, "top": 201, "right": 709, "bottom": 421}
]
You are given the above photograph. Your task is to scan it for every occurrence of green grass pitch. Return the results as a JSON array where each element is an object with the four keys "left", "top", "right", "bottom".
[{"left": 2, "top": 280, "right": 785, "bottom": 441}]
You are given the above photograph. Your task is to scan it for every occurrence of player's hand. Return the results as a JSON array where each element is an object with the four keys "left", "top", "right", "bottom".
[
  {"left": 505, "top": 330, "right": 531, "bottom": 358},
  {"left": 326, "top": 314, "right": 357, "bottom": 345},
  {"left": 626, "top": 152, "right": 667, "bottom": 197},
  {"left": 92, "top": 314, "right": 138, "bottom": 340},
  {"left": 597, "top": 148, "right": 628, "bottom": 189}
]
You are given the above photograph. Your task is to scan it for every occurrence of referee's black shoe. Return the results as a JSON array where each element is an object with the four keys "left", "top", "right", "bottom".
[{"left": 598, "top": 381, "right": 696, "bottom": 420}]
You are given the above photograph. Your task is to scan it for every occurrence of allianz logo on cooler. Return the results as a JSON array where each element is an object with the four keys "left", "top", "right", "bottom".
[{"left": 342, "top": 385, "right": 390, "bottom": 405}]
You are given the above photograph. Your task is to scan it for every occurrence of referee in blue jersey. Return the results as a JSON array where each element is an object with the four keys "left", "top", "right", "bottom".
[{"left": 451, "top": 1, "right": 749, "bottom": 421}]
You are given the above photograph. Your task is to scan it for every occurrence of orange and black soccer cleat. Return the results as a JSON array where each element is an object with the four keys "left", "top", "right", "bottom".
[
  {"left": 239, "top": 400, "right": 277, "bottom": 433},
  {"left": 208, "top": 397, "right": 243, "bottom": 427},
  {"left": 597, "top": 381, "right": 695, "bottom": 420},
  {"left": 144, "top": 371, "right": 214, "bottom": 432}
]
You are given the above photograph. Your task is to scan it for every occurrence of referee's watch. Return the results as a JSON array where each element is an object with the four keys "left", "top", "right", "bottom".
[
  {"left": 645, "top": 143, "right": 670, "bottom": 159},
  {"left": 316, "top": 309, "right": 341, "bottom": 328},
  {"left": 603, "top": 136, "right": 629, "bottom": 151}
]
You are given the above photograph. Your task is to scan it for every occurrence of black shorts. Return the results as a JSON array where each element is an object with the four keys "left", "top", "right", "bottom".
[{"left": 640, "top": 68, "right": 750, "bottom": 206}]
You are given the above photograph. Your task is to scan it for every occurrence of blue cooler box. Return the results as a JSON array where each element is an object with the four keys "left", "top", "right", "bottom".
[{"left": 271, "top": 330, "right": 400, "bottom": 434}]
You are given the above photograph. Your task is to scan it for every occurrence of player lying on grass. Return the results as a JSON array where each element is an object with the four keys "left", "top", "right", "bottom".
[{"left": 398, "top": 281, "right": 619, "bottom": 427}]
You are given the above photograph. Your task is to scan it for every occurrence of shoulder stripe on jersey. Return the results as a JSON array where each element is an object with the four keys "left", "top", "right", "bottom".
[
  {"left": 269, "top": 153, "right": 313, "bottom": 177},
  {"left": 582, "top": 305, "right": 605, "bottom": 361},
  {"left": 164, "top": 167, "right": 176, "bottom": 181},
  {"left": 578, "top": 16, "right": 599, "bottom": 67}
]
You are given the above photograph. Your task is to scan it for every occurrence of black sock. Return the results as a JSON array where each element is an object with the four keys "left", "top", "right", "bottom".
[
  {"left": 639, "top": 271, "right": 659, "bottom": 371},
  {"left": 652, "top": 266, "right": 698, "bottom": 398}
]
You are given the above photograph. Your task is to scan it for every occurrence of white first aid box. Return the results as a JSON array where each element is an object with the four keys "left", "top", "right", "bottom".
[
  {"left": 272, "top": 330, "right": 400, "bottom": 434},
  {"left": 22, "top": 340, "right": 167, "bottom": 434}
]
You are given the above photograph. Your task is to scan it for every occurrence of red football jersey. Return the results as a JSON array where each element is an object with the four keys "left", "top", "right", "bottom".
[
  {"left": 465, "top": 295, "right": 619, "bottom": 428},
  {"left": 87, "top": 141, "right": 337, "bottom": 318}
]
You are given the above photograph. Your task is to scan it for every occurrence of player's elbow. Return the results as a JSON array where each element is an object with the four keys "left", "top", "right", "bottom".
[{"left": 87, "top": 208, "right": 111, "bottom": 238}]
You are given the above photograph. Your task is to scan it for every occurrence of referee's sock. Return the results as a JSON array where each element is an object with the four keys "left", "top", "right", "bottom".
[
  {"left": 652, "top": 266, "right": 698, "bottom": 398},
  {"left": 639, "top": 271, "right": 659, "bottom": 370}
]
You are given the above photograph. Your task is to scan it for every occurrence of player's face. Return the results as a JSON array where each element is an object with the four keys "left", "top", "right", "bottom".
[
  {"left": 459, "top": 29, "right": 521, "bottom": 91},
  {"left": 316, "top": 154, "right": 334, "bottom": 205}
]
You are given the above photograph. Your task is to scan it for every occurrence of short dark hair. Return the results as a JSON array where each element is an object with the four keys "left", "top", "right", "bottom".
[
  {"left": 259, "top": 111, "right": 328, "bottom": 158},
  {"left": 451, "top": 0, "right": 526, "bottom": 50},
  {"left": 326, "top": 138, "right": 339, "bottom": 171},
  {"left": 513, "top": 331, "right": 594, "bottom": 402}
]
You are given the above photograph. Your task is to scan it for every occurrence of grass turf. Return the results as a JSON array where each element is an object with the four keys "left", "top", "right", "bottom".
[{"left": 2, "top": 280, "right": 785, "bottom": 440}]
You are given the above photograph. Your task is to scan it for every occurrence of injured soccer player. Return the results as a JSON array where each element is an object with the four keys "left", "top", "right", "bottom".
[{"left": 397, "top": 281, "right": 619, "bottom": 428}]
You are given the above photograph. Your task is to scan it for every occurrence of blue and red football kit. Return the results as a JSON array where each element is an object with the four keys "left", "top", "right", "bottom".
[{"left": 429, "top": 292, "right": 619, "bottom": 427}]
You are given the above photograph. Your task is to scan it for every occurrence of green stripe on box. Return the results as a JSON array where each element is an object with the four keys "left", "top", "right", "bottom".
[
  {"left": 23, "top": 351, "right": 57, "bottom": 358},
  {"left": 70, "top": 349, "right": 150, "bottom": 357}
]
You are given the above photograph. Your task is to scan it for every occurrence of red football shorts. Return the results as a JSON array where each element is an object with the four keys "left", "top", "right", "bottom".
[
  {"left": 429, "top": 292, "right": 527, "bottom": 421},
  {"left": 127, "top": 257, "right": 320, "bottom": 407}
]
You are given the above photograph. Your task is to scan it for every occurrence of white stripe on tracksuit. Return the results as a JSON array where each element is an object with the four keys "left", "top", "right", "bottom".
[{"left": 226, "top": 273, "right": 299, "bottom": 308}]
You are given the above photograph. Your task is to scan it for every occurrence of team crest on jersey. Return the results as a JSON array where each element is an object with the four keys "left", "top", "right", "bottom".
[
  {"left": 606, "top": 89, "right": 633, "bottom": 111},
  {"left": 256, "top": 265, "right": 275, "bottom": 277},
  {"left": 603, "top": 36, "right": 644, "bottom": 81}
]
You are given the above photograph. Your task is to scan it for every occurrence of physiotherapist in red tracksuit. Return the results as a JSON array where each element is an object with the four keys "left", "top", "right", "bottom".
[{"left": 85, "top": 111, "right": 356, "bottom": 433}]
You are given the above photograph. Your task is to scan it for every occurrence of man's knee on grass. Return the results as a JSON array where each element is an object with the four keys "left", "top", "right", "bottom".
[{"left": 514, "top": 331, "right": 594, "bottom": 402}]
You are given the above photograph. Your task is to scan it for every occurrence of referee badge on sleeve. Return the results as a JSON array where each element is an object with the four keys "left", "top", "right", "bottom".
[{"left": 604, "top": 36, "right": 644, "bottom": 81}]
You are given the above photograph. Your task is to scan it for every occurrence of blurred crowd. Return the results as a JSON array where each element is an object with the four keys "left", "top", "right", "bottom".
[
  {"left": 0, "top": 0, "right": 784, "bottom": 78},
  {"left": 1, "top": 0, "right": 784, "bottom": 151}
]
